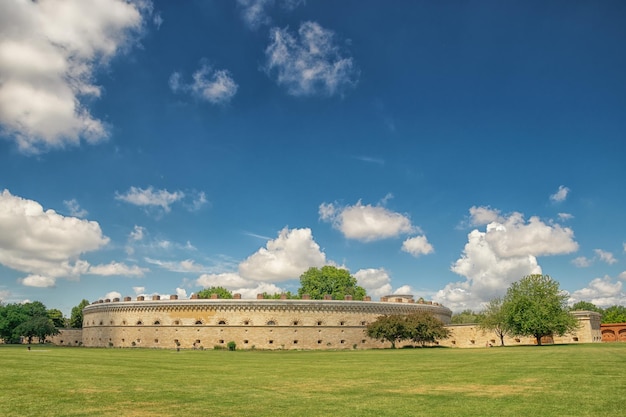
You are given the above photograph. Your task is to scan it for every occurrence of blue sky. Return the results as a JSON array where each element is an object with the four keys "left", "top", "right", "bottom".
[{"left": 1, "top": 0, "right": 625, "bottom": 315}]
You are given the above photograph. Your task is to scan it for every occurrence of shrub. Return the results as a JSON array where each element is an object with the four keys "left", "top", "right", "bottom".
[{"left": 227, "top": 341, "right": 236, "bottom": 351}]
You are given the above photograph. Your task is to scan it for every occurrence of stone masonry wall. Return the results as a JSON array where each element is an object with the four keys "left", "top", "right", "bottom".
[{"left": 81, "top": 297, "right": 452, "bottom": 350}]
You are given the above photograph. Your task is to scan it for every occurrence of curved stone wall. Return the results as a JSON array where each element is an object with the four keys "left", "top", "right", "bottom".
[{"left": 82, "top": 297, "right": 452, "bottom": 350}]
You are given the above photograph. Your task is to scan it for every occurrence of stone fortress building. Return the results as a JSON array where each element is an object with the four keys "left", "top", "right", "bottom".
[
  {"left": 61, "top": 293, "right": 604, "bottom": 350},
  {"left": 80, "top": 294, "right": 451, "bottom": 350}
]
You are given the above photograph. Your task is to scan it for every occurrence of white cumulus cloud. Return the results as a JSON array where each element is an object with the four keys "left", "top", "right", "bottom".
[
  {"left": 568, "top": 276, "right": 626, "bottom": 307},
  {"left": 238, "top": 227, "right": 326, "bottom": 281},
  {"left": 435, "top": 207, "right": 578, "bottom": 311},
  {"left": 401, "top": 236, "right": 434, "bottom": 257},
  {"left": 264, "top": 21, "right": 358, "bottom": 97},
  {"left": 20, "top": 274, "right": 57, "bottom": 288},
  {"left": 0, "top": 189, "right": 109, "bottom": 287},
  {"left": 354, "top": 268, "right": 393, "bottom": 299},
  {"left": 0, "top": 0, "right": 149, "bottom": 154},
  {"left": 319, "top": 201, "right": 416, "bottom": 242},
  {"left": 572, "top": 256, "right": 593, "bottom": 268}
]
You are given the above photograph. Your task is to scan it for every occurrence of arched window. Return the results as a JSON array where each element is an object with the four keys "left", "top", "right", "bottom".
[
  {"left": 195, "top": 320, "right": 203, "bottom": 325},
  {"left": 267, "top": 320, "right": 276, "bottom": 326},
  {"left": 218, "top": 320, "right": 226, "bottom": 325},
  {"left": 154, "top": 320, "right": 161, "bottom": 325},
  {"left": 136, "top": 320, "right": 143, "bottom": 325}
]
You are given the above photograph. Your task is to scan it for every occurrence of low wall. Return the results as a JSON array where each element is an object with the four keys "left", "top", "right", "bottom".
[
  {"left": 442, "top": 310, "right": 602, "bottom": 348},
  {"left": 601, "top": 323, "right": 626, "bottom": 342}
]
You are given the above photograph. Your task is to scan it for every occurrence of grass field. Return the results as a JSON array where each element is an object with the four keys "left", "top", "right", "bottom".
[{"left": 1, "top": 343, "right": 625, "bottom": 417}]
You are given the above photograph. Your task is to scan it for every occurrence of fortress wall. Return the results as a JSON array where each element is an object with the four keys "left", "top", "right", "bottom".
[
  {"left": 442, "top": 310, "right": 603, "bottom": 348},
  {"left": 81, "top": 298, "right": 452, "bottom": 350}
]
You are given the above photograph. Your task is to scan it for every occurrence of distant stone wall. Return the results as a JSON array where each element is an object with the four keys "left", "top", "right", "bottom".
[
  {"left": 442, "top": 310, "right": 602, "bottom": 348},
  {"left": 46, "top": 328, "right": 83, "bottom": 346},
  {"left": 81, "top": 296, "right": 452, "bottom": 350},
  {"left": 55, "top": 305, "right": 602, "bottom": 350}
]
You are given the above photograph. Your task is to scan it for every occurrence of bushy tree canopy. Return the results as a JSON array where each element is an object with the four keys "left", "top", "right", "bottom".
[
  {"left": 602, "top": 305, "right": 626, "bottom": 324},
  {"left": 0, "top": 301, "right": 60, "bottom": 343},
  {"left": 70, "top": 299, "right": 90, "bottom": 329},
  {"left": 503, "top": 274, "right": 578, "bottom": 346},
  {"left": 298, "top": 266, "right": 366, "bottom": 300},
  {"left": 196, "top": 287, "right": 233, "bottom": 299},
  {"left": 366, "top": 311, "right": 449, "bottom": 348},
  {"left": 478, "top": 297, "right": 510, "bottom": 346},
  {"left": 451, "top": 309, "right": 483, "bottom": 324}
]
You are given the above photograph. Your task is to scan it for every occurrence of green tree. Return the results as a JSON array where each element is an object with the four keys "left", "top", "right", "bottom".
[
  {"left": 47, "top": 308, "right": 66, "bottom": 328},
  {"left": 70, "top": 299, "right": 90, "bottom": 328},
  {"left": 502, "top": 274, "right": 578, "bottom": 346},
  {"left": 570, "top": 301, "right": 604, "bottom": 314},
  {"left": 602, "top": 305, "right": 626, "bottom": 323},
  {"left": 478, "top": 297, "right": 510, "bottom": 346},
  {"left": 365, "top": 314, "right": 410, "bottom": 348},
  {"left": 196, "top": 287, "right": 233, "bottom": 299},
  {"left": 298, "top": 266, "right": 366, "bottom": 300},
  {"left": 0, "top": 303, "right": 29, "bottom": 343},
  {"left": 15, "top": 316, "right": 59, "bottom": 344},
  {"left": 406, "top": 311, "right": 450, "bottom": 347},
  {"left": 451, "top": 309, "right": 483, "bottom": 324}
]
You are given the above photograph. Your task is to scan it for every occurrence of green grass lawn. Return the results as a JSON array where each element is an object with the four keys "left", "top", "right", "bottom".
[{"left": 1, "top": 343, "right": 624, "bottom": 416}]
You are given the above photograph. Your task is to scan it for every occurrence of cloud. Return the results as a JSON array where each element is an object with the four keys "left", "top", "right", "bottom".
[
  {"left": 620, "top": 271, "right": 626, "bottom": 281},
  {"left": 354, "top": 268, "right": 393, "bottom": 298},
  {"left": 194, "top": 272, "right": 286, "bottom": 300},
  {"left": 468, "top": 206, "right": 502, "bottom": 226},
  {"left": 550, "top": 185, "right": 570, "bottom": 203},
  {"left": 264, "top": 21, "right": 358, "bottom": 97},
  {"left": 401, "top": 236, "right": 434, "bottom": 257},
  {"left": 558, "top": 213, "right": 574, "bottom": 221},
  {"left": 237, "top": 0, "right": 273, "bottom": 30},
  {"left": 63, "top": 199, "right": 88, "bottom": 218},
  {"left": 238, "top": 227, "right": 326, "bottom": 281},
  {"left": 146, "top": 258, "right": 209, "bottom": 273},
  {"left": 571, "top": 249, "right": 617, "bottom": 268},
  {"left": 20, "top": 274, "right": 57, "bottom": 288},
  {"left": 176, "top": 287, "right": 188, "bottom": 299},
  {"left": 115, "top": 186, "right": 185, "bottom": 213},
  {"left": 88, "top": 262, "right": 148, "bottom": 277},
  {"left": 169, "top": 62, "right": 238, "bottom": 105},
  {"left": 568, "top": 276, "right": 626, "bottom": 307},
  {"left": 132, "top": 286, "right": 145, "bottom": 295},
  {"left": 594, "top": 249, "right": 617, "bottom": 265},
  {"left": 572, "top": 256, "right": 593, "bottom": 268},
  {"left": 104, "top": 291, "right": 121, "bottom": 300},
  {"left": 319, "top": 200, "right": 416, "bottom": 242},
  {"left": 196, "top": 272, "right": 253, "bottom": 289},
  {"left": 0, "top": 0, "right": 148, "bottom": 154},
  {"left": 237, "top": 0, "right": 304, "bottom": 30},
  {"left": 0, "top": 189, "right": 109, "bottom": 286},
  {"left": 435, "top": 207, "right": 578, "bottom": 311}
]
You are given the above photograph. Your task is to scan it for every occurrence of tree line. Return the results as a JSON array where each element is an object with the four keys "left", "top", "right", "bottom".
[{"left": 0, "top": 299, "right": 90, "bottom": 344}]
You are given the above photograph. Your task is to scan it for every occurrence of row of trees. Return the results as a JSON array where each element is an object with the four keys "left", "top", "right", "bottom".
[
  {"left": 0, "top": 301, "right": 60, "bottom": 344},
  {"left": 0, "top": 298, "right": 91, "bottom": 343}
]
